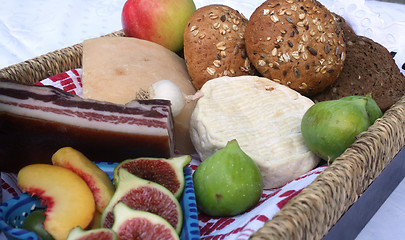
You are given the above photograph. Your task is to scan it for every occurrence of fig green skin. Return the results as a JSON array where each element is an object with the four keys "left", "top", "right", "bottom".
[
  {"left": 301, "top": 96, "right": 382, "bottom": 162},
  {"left": 22, "top": 210, "right": 54, "bottom": 240},
  {"left": 193, "top": 140, "right": 263, "bottom": 217},
  {"left": 339, "top": 95, "right": 382, "bottom": 124}
]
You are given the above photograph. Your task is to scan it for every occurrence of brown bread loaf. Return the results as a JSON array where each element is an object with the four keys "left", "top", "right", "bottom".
[
  {"left": 183, "top": 4, "right": 255, "bottom": 90},
  {"left": 245, "top": 0, "right": 346, "bottom": 96},
  {"left": 312, "top": 34, "right": 405, "bottom": 111}
]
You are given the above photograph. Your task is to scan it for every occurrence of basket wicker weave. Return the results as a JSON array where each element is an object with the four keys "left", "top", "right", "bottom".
[
  {"left": 0, "top": 30, "right": 125, "bottom": 84},
  {"left": 1, "top": 30, "right": 404, "bottom": 240}
]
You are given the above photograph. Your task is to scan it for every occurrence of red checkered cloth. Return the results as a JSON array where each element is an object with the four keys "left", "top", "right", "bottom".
[
  {"left": 1, "top": 69, "right": 327, "bottom": 240},
  {"left": 34, "top": 69, "right": 83, "bottom": 96},
  {"left": 188, "top": 156, "right": 326, "bottom": 240}
]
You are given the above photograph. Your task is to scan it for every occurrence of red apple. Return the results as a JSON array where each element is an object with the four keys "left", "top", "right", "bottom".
[{"left": 121, "top": 0, "right": 196, "bottom": 52}]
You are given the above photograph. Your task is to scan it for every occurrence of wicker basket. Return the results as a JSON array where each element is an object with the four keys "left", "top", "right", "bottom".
[{"left": 1, "top": 30, "right": 404, "bottom": 240}]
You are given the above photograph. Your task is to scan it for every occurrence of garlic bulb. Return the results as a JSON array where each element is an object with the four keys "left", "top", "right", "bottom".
[{"left": 148, "top": 80, "right": 186, "bottom": 117}]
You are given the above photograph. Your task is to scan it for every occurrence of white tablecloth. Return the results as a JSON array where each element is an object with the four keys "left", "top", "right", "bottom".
[{"left": 1, "top": 0, "right": 404, "bottom": 239}]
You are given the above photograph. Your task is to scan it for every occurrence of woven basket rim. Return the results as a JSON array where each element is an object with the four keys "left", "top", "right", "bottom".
[
  {"left": 250, "top": 93, "right": 405, "bottom": 239},
  {"left": 1, "top": 30, "right": 404, "bottom": 240}
]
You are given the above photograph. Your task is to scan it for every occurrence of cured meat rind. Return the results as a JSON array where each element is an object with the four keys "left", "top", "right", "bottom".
[{"left": 0, "top": 78, "right": 174, "bottom": 173}]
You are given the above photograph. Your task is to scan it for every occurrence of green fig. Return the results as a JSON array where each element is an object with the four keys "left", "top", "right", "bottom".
[
  {"left": 193, "top": 139, "right": 263, "bottom": 217},
  {"left": 339, "top": 95, "right": 382, "bottom": 124},
  {"left": 301, "top": 95, "right": 382, "bottom": 163},
  {"left": 22, "top": 209, "right": 54, "bottom": 240}
]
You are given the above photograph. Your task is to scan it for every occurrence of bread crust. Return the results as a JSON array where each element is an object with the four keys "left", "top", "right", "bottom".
[
  {"left": 312, "top": 35, "right": 405, "bottom": 111},
  {"left": 245, "top": 0, "right": 346, "bottom": 96},
  {"left": 183, "top": 4, "right": 255, "bottom": 90}
]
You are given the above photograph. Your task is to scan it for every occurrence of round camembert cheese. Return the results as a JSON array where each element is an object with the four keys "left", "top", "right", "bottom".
[{"left": 190, "top": 76, "right": 320, "bottom": 189}]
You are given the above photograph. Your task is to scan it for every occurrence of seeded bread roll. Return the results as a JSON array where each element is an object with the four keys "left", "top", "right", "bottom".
[
  {"left": 312, "top": 35, "right": 405, "bottom": 112},
  {"left": 183, "top": 4, "right": 255, "bottom": 90},
  {"left": 332, "top": 13, "right": 356, "bottom": 41},
  {"left": 245, "top": 0, "right": 346, "bottom": 96}
]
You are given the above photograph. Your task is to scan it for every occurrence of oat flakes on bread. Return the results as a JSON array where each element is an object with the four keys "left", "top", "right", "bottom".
[
  {"left": 245, "top": 0, "right": 346, "bottom": 96},
  {"left": 312, "top": 34, "right": 405, "bottom": 112},
  {"left": 183, "top": 4, "right": 255, "bottom": 90}
]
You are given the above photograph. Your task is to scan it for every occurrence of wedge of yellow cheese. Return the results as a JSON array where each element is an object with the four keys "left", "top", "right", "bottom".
[{"left": 82, "top": 37, "right": 196, "bottom": 153}]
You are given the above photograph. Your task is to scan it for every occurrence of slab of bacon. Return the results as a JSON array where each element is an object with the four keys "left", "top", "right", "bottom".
[{"left": 0, "top": 78, "right": 174, "bottom": 173}]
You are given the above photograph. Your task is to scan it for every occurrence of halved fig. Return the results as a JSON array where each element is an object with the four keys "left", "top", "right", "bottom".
[
  {"left": 101, "top": 169, "right": 182, "bottom": 234},
  {"left": 113, "top": 155, "right": 191, "bottom": 199},
  {"left": 66, "top": 226, "right": 118, "bottom": 240},
  {"left": 112, "top": 202, "right": 179, "bottom": 240}
]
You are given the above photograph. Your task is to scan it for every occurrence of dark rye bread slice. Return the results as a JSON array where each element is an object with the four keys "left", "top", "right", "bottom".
[{"left": 312, "top": 23, "right": 405, "bottom": 111}]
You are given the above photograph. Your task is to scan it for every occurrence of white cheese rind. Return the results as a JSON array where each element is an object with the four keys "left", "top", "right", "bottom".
[{"left": 190, "top": 76, "right": 320, "bottom": 189}]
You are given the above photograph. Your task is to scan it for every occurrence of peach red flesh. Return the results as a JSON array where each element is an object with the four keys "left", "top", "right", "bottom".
[
  {"left": 22, "top": 187, "right": 54, "bottom": 223},
  {"left": 63, "top": 163, "right": 101, "bottom": 204}
]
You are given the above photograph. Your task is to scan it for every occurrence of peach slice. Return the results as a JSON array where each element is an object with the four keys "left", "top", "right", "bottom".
[
  {"left": 17, "top": 164, "right": 96, "bottom": 240},
  {"left": 52, "top": 147, "right": 115, "bottom": 213}
]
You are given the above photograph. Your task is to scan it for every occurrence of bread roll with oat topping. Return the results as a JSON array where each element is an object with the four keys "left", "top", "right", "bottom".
[
  {"left": 183, "top": 4, "right": 256, "bottom": 90},
  {"left": 245, "top": 0, "right": 346, "bottom": 96}
]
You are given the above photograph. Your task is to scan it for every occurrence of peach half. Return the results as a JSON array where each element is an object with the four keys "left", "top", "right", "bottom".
[
  {"left": 17, "top": 164, "right": 96, "bottom": 240},
  {"left": 52, "top": 147, "right": 115, "bottom": 213}
]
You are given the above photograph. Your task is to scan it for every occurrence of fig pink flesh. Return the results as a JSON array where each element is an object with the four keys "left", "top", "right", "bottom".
[
  {"left": 118, "top": 159, "right": 180, "bottom": 194},
  {"left": 117, "top": 218, "right": 176, "bottom": 240},
  {"left": 76, "top": 231, "right": 116, "bottom": 240},
  {"left": 103, "top": 186, "right": 179, "bottom": 230}
]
